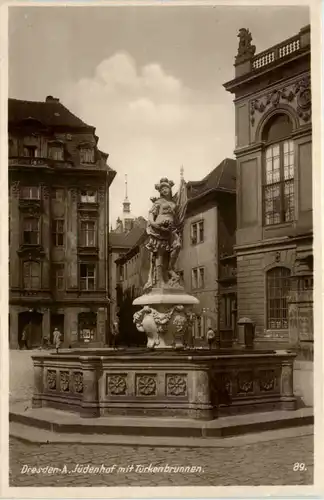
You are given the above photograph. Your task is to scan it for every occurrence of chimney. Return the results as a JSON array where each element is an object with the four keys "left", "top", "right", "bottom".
[{"left": 46, "top": 96, "right": 60, "bottom": 103}]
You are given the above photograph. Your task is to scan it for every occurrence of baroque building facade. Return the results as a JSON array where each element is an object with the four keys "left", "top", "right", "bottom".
[
  {"left": 224, "top": 26, "right": 312, "bottom": 404},
  {"left": 176, "top": 159, "right": 237, "bottom": 346},
  {"left": 9, "top": 96, "right": 115, "bottom": 348}
]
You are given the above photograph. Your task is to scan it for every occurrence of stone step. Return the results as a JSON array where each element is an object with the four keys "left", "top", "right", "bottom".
[
  {"left": 9, "top": 403, "right": 313, "bottom": 443},
  {"left": 10, "top": 421, "right": 313, "bottom": 447}
]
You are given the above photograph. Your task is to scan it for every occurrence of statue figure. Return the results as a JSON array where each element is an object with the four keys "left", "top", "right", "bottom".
[
  {"left": 133, "top": 172, "right": 198, "bottom": 349},
  {"left": 144, "top": 176, "right": 187, "bottom": 291},
  {"left": 235, "top": 28, "right": 256, "bottom": 64}
]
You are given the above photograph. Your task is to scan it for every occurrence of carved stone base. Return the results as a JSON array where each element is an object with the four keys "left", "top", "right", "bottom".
[
  {"left": 31, "top": 349, "right": 297, "bottom": 421},
  {"left": 133, "top": 288, "right": 199, "bottom": 348}
]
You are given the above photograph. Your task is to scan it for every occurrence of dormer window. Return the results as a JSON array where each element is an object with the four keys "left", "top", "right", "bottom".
[
  {"left": 80, "top": 147, "right": 95, "bottom": 164},
  {"left": 80, "top": 190, "right": 97, "bottom": 203}
]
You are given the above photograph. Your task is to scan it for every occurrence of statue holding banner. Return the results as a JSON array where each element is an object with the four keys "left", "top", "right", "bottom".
[
  {"left": 133, "top": 171, "right": 198, "bottom": 349},
  {"left": 144, "top": 176, "right": 187, "bottom": 291}
]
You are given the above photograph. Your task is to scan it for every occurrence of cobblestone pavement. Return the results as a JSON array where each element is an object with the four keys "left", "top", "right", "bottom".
[{"left": 10, "top": 435, "right": 313, "bottom": 487}]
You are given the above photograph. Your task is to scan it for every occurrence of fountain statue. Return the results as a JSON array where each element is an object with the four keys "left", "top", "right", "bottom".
[{"left": 133, "top": 176, "right": 199, "bottom": 348}]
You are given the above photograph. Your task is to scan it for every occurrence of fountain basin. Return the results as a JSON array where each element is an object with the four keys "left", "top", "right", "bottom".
[{"left": 32, "top": 348, "right": 297, "bottom": 420}]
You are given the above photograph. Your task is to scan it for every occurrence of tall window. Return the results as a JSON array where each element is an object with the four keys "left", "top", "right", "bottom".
[
  {"left": 53, "top": 264, "right": 65, "bottom": 291},
  {"left": 49, "top": 145, "right": 64, "bottom": 161},
  {"left": 80, "top": 221, "right": 96, "bottom": 247},
  {"left": 266, "top": 267, "right": 291, "bottom": 330},
  {"left": 80, "top": 190, "right": 97, "bottom": 203},
  {"left": 263, "top": 114, "right": 294, "bottom": 226},
  {"left": 80, "top": 148, "right": 95, "bottom": 164},
  {"left": 23, "top": 261, "right": 40, "bottom": 289},
  {"left": 192, "top": 266, "right": 205, "bottom": 289},
  {"left": 80, "top": 263, "right": 96, "bottom": 290},
  {"left": 23, "top": 218, "right": 39, "bottom": 245},
  {"left": 191, "top": 220, "right": 204, "bottom": 244},
  {"left": 23, "top": 145, "right": 38, "bottom": 157},
  {"left": 20, "top": 186, "right": 40, "bottom": 199},
  {"left": 52, "top": 219, "right": 64, "bottom": 247}
]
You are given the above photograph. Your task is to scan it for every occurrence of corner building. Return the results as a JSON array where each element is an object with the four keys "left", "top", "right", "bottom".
[
  {"left": 9, "top": 96, "right": 115, "bottom": 348},
  {"left": 224, "top": 26, "right": 312, "bottom": 405}
]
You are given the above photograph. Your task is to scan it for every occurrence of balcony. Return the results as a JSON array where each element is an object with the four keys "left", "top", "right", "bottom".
[
  {"left": 252, "top": 34, "right": 302, "bottom": 71},
  {"left": 17, "top": 243, "right": 45, "bottom": 257},
  {"left": 19, "top": 198, "right": 42, "bottom": 215},
  {"left": 77, "top": 245, "right": 99, "bottom": 257},
  {"left": 224, "top": 25, "right": 310, "bottom": 89},
  {"left": 9, "top": 156, "right": 74, "bottom": 169},
  {"left": 219, "top": 264, "right": 237, "bottom": 282}
]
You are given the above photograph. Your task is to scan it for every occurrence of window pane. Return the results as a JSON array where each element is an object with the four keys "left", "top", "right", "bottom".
[
  {"left": 267, "top": 267, "right": 290, "bottom": 329},
  {"left": 264, "top": 185, "right": 281, "bottom": 225},
  {"left": 284, "top": 180, "right": 294, "bottom": 222}
]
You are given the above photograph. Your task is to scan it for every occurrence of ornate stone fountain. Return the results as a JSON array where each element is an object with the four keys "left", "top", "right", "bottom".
[
  {"left": 29, "top": 177, "right": 297, "bottom": 422},
  {"left": 133, "top": 176, "right": 199, "bottom": 348}
]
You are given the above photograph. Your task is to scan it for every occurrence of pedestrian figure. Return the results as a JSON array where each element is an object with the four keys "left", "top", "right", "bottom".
[
  {"left": 112, "top": 321, "right": 119, "bottom": 348},
  {"left": 21, "top": 323, "right": 30, "bottom": 350},
  {"left": 207, "top": 327, "right": 215, "bottom": 350},
  {"left": 42, "top": 333, "right": 50, "bottom": 349},
  {"left": 53, "top": 327, "right": 62, "bottom": 353}
]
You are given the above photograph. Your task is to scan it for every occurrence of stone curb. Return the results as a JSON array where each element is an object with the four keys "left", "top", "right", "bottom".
[
  {"left": 10, "top": 422, "right": 314, "bottom": 448},
  {"left": 9, "top": 404, "right": 313, "bottom": 440}
]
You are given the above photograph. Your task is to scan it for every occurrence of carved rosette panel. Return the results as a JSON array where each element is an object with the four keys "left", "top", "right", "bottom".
[
  {"left": 47, "top": 370, "right": 57, "bottom": 390},
  {"left": 107, "top": 374, "right": 127, "bottom": 396},
  {"left": 73, "top": 372, "right": 83, "bottom": 393},
  {"left": 237, "top": 371, "right": 254, "bottom": 394},
  {"left": 166, "top": 374, "right": 187, "bottom": 397},
  {"left": 259, "top": 370, "right": 276, "bottom": 392},
  {"left": 136, "top": 375, "right": 157, "bottom": 396},
  {"left": 59, "top": 371, "right": 70, "bottom": 392},
  {"left": 250, "top": 75, "right": 311, "bottom": 127}
]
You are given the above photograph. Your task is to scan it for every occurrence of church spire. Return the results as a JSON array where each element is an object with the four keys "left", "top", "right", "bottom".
[
  {"left": 123, "top": 174, "right": 131, "bottom": 214},
  {"left": 180, "top": 165, "right": 184, "bottom": 183}
]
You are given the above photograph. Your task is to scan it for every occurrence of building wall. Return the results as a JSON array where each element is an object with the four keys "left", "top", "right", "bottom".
[
  {"left": 177, "top": 204, "right": 218, "bottom": 337},
  {"left": 9, "top": 121, "right": 111, "bottom": 348},
  {"left": 225, "top": 27, "right": 313, "bottom": 406}
]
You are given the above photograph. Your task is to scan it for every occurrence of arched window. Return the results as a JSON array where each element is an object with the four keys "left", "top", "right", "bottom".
[
  {"left": 23, "top": 261, "right": 40, "bottom": 289},
  {"left": 266, "top": 266, "right": 291, "bottom": 330},
  {"left": 262, "top": 113, "right": 295, "bottom": 226}
]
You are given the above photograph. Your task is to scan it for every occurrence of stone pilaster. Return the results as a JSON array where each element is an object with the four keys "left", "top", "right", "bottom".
[
  {"left": 80, "top": 356, "right": 100, "bottom": 417},
  {"left": 280, "top": 359, "right": 296, "bottom": 410},
  {"left": 67, "top": 189, "right": 78, "bottom": 288},
  {"left": 41, "top": 307, "right": 50, "bottom": 342},
  {"left": 41, "top": 185, "right": 50, "bottom": 289},
  {"left": 98, "top": 189, "right": 106, "bottom": 290},
  {"left": 9, "top": 183, "right": 20, "bottom": 289},
  {"left": 188, "top": 368, "right": 213, "bottom": 420},
  {"left": 32, "top": 357, "right": 44, "bottom": 408},
  {"left": 9, "top": 306, "right": 19, "bottom": 349},
  {"left": 97, "top": 307, "right": 106, "bottom": 344}
]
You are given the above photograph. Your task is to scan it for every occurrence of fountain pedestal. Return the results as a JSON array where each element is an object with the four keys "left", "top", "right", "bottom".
[{"left": 133, "top": 287, "right": 199, "bottom": 349}]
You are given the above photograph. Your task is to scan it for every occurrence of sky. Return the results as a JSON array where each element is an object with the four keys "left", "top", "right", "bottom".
[{"left": 8, "top": 5, "right": 310, "bottom": 226}]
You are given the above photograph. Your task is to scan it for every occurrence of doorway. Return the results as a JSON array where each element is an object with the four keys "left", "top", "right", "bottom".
[
  {"left": 50, "top": 313, "right": 64, "bottom": 343},
  {"left": 18, "top": 310, "right": 43, "bottom": 348}
]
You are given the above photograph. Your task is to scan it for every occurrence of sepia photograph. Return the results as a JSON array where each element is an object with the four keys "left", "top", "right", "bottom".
[{"left": 3, "top": 0, "right": 320, "bottom": 493}]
